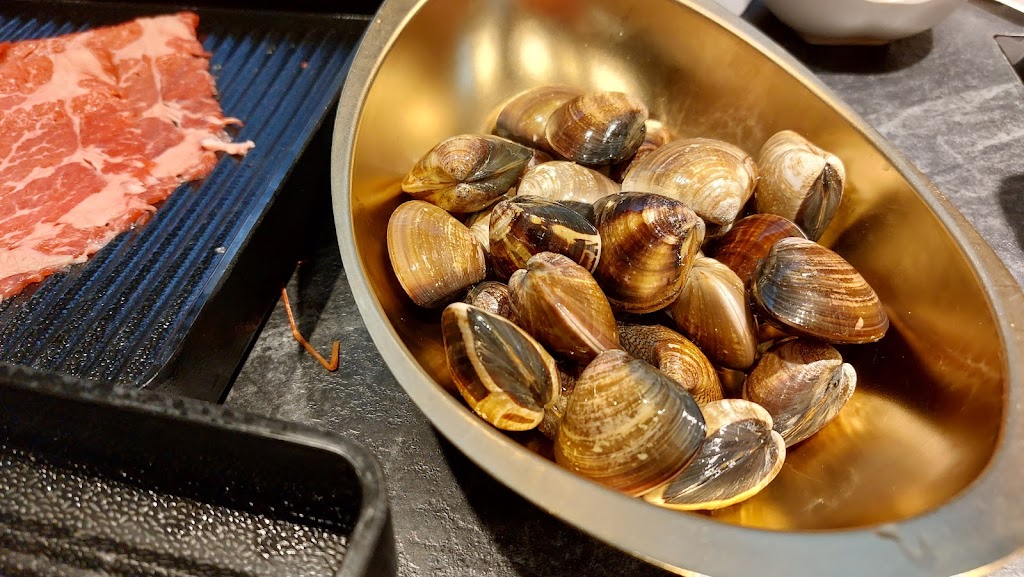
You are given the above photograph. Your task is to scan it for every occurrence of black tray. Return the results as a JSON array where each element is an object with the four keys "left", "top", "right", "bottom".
[
  {"left": 0, "top": 362, "right": 395, "bottom": 577},
  {"left": 0, "top": 1, "right": 371, "bottom": 401}
]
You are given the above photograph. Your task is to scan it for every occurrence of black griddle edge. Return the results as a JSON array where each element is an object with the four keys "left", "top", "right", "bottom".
[
  {"left": 0, "top": 1, "right": 376, "bottom": 401},
  {"left": 152, "top": 117, "right": 343, "bottom": 402}
]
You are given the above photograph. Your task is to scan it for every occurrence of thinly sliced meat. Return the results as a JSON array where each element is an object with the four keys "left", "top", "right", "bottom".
[{"left": 0, "top": 13, "right": 254, "bottom": 299}]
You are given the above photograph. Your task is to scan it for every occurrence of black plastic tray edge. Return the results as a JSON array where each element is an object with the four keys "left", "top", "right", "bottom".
[{"left": 0, "top": 361, "right": 397, "bottom": 577}]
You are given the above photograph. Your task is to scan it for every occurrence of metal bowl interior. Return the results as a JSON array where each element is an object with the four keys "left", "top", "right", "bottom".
[{"left": 331, "top": 0, "right": 1024, "bottom": 575}]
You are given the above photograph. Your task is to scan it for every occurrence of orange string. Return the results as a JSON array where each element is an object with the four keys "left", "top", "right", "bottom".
[{"left": 281, "top": 287, "right": 340, "bottom": 371}]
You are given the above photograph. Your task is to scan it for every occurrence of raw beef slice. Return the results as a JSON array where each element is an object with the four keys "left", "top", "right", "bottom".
[{"left": 0, "top": 13, "right": 253, "bottom": 299}]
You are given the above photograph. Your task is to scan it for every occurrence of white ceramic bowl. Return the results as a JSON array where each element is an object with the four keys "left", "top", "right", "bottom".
[{"left": 762, "top": 0, "right": 966, "bottom": 44}]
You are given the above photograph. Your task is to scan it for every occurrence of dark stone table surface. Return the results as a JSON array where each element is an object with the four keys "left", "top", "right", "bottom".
[{"left": 225, "top": 2, "right": 1024, "bottom": 575}]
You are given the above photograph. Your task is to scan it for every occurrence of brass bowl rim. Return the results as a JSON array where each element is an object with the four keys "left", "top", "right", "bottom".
[{"left": 330, "top": 0, "right": 1024, "bottom": 574}]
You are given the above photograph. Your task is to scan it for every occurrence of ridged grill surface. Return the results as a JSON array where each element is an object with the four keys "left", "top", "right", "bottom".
[{"left": 0, "top": 3, "right": 367, "bottom": 386}]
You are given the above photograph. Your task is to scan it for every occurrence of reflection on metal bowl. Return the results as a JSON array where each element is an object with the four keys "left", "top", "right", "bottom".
[{"left": 330, "top": 0, "right": 1024, "bottom": 575}]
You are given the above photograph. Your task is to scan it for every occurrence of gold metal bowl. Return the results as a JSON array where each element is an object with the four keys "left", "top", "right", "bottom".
[{"left": 330, "top": 0, "right": 1024, "bottom": 574}]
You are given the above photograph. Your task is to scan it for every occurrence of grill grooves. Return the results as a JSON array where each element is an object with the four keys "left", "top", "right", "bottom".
[{"left": 0, "top": 3, "right": 367, "bottom": 391}]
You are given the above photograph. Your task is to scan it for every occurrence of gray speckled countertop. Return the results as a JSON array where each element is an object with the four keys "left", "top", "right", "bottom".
[{"left": 225, "top": 2, "right": 1024, "bottom": 575}]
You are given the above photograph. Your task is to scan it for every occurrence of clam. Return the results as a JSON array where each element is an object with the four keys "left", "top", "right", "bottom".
[
  {"left": 509, "top": 252, "right": 619, "bottom": 364},
  {"left": 402, "top": 134, "right": 532, "bottom": 213},
  {"left": 758, "top": 322, "right": 792, "bottom": 345},
  {"left": 618, "top": 322, "right": 723, "bottom": 406},
  {"left": 526, "top": 147, "right": 555, "bottom": 169},
  {"left": 751, "top": 237, "right": 889, "bottom": 344},
  {"left": 555, "top": 349, "right": 706, "bottom": 496},
  {"left": 669, "top": 256, "right": 758, "bottom": 371},
  {"left": 538, "top": 363, "right": 579, "bottom": 439},
  {"left": 644, "top": 119, "right": 672, "bottom": 145},
  {"left": 387, "top": 201, "right": 486, "bottom": 308},
  {"left": 516, "top": 161, "right": 620, "bottom": 205},
  {"left": 489, "top": 195, "right": 602, "bottom": 280},
  {"left": 644, "top": 399, "right": 785, "bottom": 510},
  {"left": 702, "top": 220, "right": 734, "bottom": 247},
  {"left": 495, "top": 85, "right": 583, "bottom": 153},
  {"left": 442, "top": 303, "right": 560, "bottom": 431},
  {"left": 592, "top": 192, "right": 704, "bottom": 313},
  {"left": 463, "top": 207, "right": 495, "bottom": 252},
  {"left": 621, "top": 138, "right": 758, "bottom": 225},
  {"left": 464, "top": 281, "right": 513, "bottom": 319},
  {"left": 610, "top": 118, "right": 672, "bottom": 181},
  {"left": 717, "top": 367, "right": 747, "bottom": 399},
  {"left": 756, "top": 130, "right": 846, "bottom": 241},
  {"left": 711, "top": 214, "right": 807, "bottom": 285},
  {"left": 743, "top": 339, "right": 856, "bottom": 446},
  {"left": 546, "top": 91, "right": 649, "bottom": 165}
]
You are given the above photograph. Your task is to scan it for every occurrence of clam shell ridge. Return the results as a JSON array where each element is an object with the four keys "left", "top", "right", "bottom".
[
  {"left": 669, "top": 256, "right": 758, "bottom": 370},
  {"left": 593, "top": 192, "right": 704, "bottom": 313},
  {"left": 509, "top": 252, "right": 620, "bottom": 364},
  {"left": 464, "top": 206, "right": 496, "bottom": 252},
  {"left": 387, "top": 201, "right": 486, "bottom": 308},
  {"left": 755, "top": 130, "right": 846, "bottom": 241},
  {"left": 717, "top": 367, "right": 748, "bottom": 399},
  {"left": 622, "top": 137, "right": 758, "bottom": 225},
  {"left": 644, "top": 399, "right": 785, "bottom": 510},
  {"left": 489, "top": 195, "right": 602, "bottom": 280},
  {"left": 711, "top": 214, "right": 807, "bottom": 286},
  {"left": 402, "top": 134, "right": 532, "bottom": 213},
  {"left": 617, "top": 322, "right": 723, "bottom": 406},
  {"left": 743, "top": 339, "right": 857, "bottom": 446},
  {"left": 546, "top": 91, "right": 649, "bottom": 165},
  {"left": 642, "top": 119, "right": 672, "bottom": 148},
  {"left": 611, "top": 118, "right": 673, "bottom": 181},
  {"left": 442, "top": 303, "right": 560, "bottom": 431},
  {"left": 751, "top": 237, "right": 889, "bottom": 344},
  {"left": 555, "top": 349, "right": 707, "bottom": 496},
  {"left": 516, "top": 161, "right": 621, "bottom": 205},
  {"left": 463, "top": 281, "right": 513, "bottom": 320},
  {"left": 525, "top": 147, "right": 555, "bottom": 170},
  {"left": 539, "top": 363, "right": 580, "bottom": 439},
  {"left": 495, "top": 85, "right": 583, "bottom": 153}
]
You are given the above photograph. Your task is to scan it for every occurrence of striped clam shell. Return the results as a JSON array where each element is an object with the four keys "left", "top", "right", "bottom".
[
  {"left": 622, "top": 137, "right": 758, "bottom": 226},
  {"left": 509, "top": 252, "right": 619, "bottom": 365},
  {"left": 387, "top": 201, "right": 486, "bottom": 308},
  {"left": 610, "top": 118, "right": 673, "bottom": 181},
  {"left": 546, "top": 91, "right": 649, "bottom": 166},
  {"left": 489, "top": 195, "right": 601, "bottom": 280},
  {"left": 495, "top": 85, "right": 583, "bottom": 153},
  {"left": 516, "top": 161, "right": 620, "bottom": 205},
  {"left": 755, "top": 130, "right": 845, "bottom": 241},
  {"left": 617, "top": 322, "right": 724, "bottom": 406},
  {"left": 402, "top": 134, "right": 532, "bottom": 214},
  {"left": 644, "top": 399, "right": 785, "bottom": 510},
  {"left": 711, "top": 213, "right": 807, "bottom": 286},
  {"left": 463, "top": 206, "right": 496, "bottom": 252},
  {"left": 751, "top": 237, "right": 888, "bottom": 344},
  {"left": 538, "top": 362, "right": 580, "bottom": 440},
  {"left": 555, "top": 349, "right": 706, "bottom": 496},
  {"left": 743, "top": 339, "right": 857, "bottom": 446},
  {"left": 442, "top": 303, "right": 560, "bottom": 431},
  {"left": 669, "top": 256, "right": 759, "bottom": 371},
  {"left": 463, "top": 281, "right": 513, "bottom": 320},
  {"left": 593, "top": 192, "right": 704, "bottom": 314}
]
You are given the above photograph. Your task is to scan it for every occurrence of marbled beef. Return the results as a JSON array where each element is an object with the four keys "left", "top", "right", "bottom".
[{"left": 0, "top": 13, "right": 253, "bottom": 299}]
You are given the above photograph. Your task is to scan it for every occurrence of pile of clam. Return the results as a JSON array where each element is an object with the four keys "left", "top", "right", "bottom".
[{"left": 387, "top": 86, "right": 888, "bottom": 511}]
